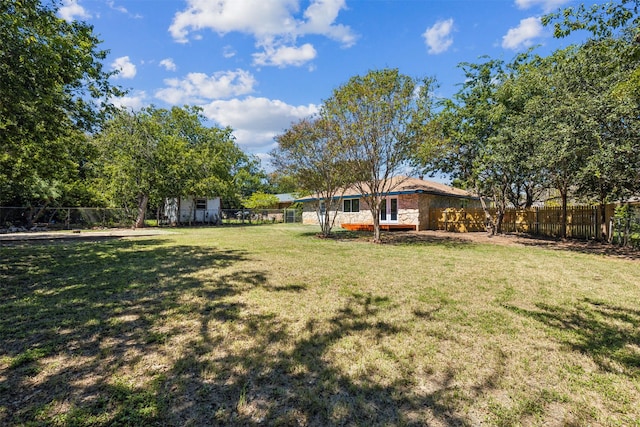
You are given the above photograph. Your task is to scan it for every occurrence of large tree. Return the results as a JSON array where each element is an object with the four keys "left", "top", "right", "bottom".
[
  {"left": 0, "top": 0, "right": 120, "bottom": 209},
  {"left": 543, "top": 0, "right": 640, "bottom": 238},
  {"left": 322, "top": 69, "right": 436, "bottom": 243},
  {"left": 272, "top": 117, "right": 350, "bottom": 237},
  {"left": 422, "top": 59, "right": 519, "bottom": 234},
  {"left": 95, "top": 106, "right": 242, "bottom": 228}
]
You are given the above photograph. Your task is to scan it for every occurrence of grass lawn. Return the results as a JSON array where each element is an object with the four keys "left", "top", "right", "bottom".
[{"left": 1, "top": 224, "right": 639, "bottom": 426}]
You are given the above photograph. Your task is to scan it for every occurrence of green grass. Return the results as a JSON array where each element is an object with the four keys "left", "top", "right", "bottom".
[{"left": 1, "top": 224, "right": 639, "bottom": 426}]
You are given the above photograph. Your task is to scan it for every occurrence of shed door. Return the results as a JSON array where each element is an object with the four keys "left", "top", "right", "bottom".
[
  {"left": 380, "top": 198, "right": 398, "bottom": 224},
  {"left": 195, "top": 198, "right": 207, "bottom": 222}
]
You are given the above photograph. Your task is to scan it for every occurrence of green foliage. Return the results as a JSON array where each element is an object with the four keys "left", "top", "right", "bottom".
[
  {"left": 273, "top": 69, "right": 437, "bottom": 240},
  {"left": 272, "top": 117, "right": 350, "bottom": 236},
  {"left": 94, "top": 106, "right": 245, "bottom": 226},
  {"left": 266, "top": 172, "right": 300, "bottom": 194},
  {"left": 242, "top": 192, "right": 278, "bottom": 209},
  {"left": 423, "top": 1, "right": 640, "bottom": 237},
  {"left": 322, "top": 68, "right": 437, "bottom": 242},
  {"left": 542, "top": 0, "right": 639, "bottom": 39},
  {"left": 229, "top": 155, "right": 270, "bottom": 206},
  {"left": 0, "top": 0, "right": 121, "bottom": 207},
  {"left": 423, "top": 58, "right": 517, "bottom": 233},
  {"left": 612, "top": 204, "right": 640, "bottom": 247}
]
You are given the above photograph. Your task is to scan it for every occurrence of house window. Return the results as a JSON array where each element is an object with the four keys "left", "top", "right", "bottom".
[
  {"left": 195, "top": 198, "right": 207, "bottom": 210},
  {"left": 343, "top": 199, "right": 360, "bottom": 213}
]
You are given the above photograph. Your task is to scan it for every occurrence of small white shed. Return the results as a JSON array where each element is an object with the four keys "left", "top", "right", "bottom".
[{"left": 165, "top": 197, "right": 221, "bottom": 224}]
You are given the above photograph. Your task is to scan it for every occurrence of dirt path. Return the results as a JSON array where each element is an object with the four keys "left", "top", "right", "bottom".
[{"left": 0, "top": 228, "right": 175, "bottom": 242}]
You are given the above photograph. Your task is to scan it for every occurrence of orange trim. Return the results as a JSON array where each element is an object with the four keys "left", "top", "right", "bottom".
[{"left": 341, "top": 223, "right": 416, "bottom": 231}]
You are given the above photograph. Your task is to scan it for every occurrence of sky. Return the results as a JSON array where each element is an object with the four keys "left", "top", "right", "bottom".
[{"left": 57, "top": 0, "right": 588, "bottom": 173}]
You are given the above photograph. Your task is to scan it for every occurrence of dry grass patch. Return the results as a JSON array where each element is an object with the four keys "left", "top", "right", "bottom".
[{"left": 1, "top": 224, "right": 639, "bottom": 426}]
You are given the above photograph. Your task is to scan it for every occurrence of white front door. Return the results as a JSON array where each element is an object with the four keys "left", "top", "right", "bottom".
[{"left": 380, "top": 198, "right": 398, "bottom": 224}]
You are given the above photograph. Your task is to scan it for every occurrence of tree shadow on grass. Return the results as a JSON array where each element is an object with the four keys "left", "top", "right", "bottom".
[
  {"left": 298, "top": 229, "right": 477, "bottom": 249},
  {"left": 1, "top": 238, "right": 509, "bottom": 426},
  {"left": 0, "top": 238, "right": 257, "bottom": 425},
  {"left": 296, "top": 229, "right": 369, "bottom": 241},
  {"left": 515, "top": 235, "right": 640, "bottom": 261},
  {"left": 505, "top": 298, "right": 640, "bottom": 377},
  {"left": 160, "top": 291, "right": 507, "bottom": 426}
]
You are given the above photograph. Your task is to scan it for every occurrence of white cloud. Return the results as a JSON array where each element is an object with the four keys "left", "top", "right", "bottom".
[
  {"left": 423, "top": 18, "right": 454, "bottom": 54},
  {"left": 106, "top": 0, "right": 127, "bottom": 14},
  {"left": 58, "top": 0, "right": 91, "bottom": 22},
  {"left": 159, "top": 58, "right": 177, "bottom": 71},
  {"left": 515, "top": 0, "right": 571, "bottom": 13},
  {"left": 253, "top": 43, "right": 317, "bottom": 67},
  {"left": 223, "top": 45, "right": 237, "bottom": 58},
  {"left": 298, "top": 0, "right": 357, "bottom": 46},
  {"left": 201, "top": 97, "right": 318, "bottom": 150},
  {"left": 502, "top": 17, "right": 543, "bottom": 50},
  {"left": 169, "top": 0, "right": 297, "bottom": 42},
  {"left": 105, "top": 0, "right": 142, "bottom": 18},
  {"left": 168, "top": 0, "right": 356, "bottom": 67},
  {"left": 111, "top": 56, "right": 137, "bottom": 79},
  {"left": 112, "top": 91, "right": 148, "bottom": 110},
  {"left": 155, "top": 69, "right": 257, "bottom": 104}
]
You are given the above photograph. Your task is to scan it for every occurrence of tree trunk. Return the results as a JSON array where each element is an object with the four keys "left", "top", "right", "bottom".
[
  {"left": 317, "top": 201, "right": 330, "bottom": 237},
  {"left": 524, "top": 187, "right": 534, "bottom": 209},
  {"left": 26, "top": 204, "right": 49, "bottom": 229},
  {"left": 598, "top": 201, "right": 607, "bottom": 241},
  {"left": 560, "top": 189, "right": 568, "bottom": 239},
  {"left": 371, "top": 197, "right": 382, "bottom": 243},
  {"left": 372, "top": 212, "right": 381, "bottom": 243},
  {"left": 323, "top": 211, "right": 330, "bottom": 237},
  {"left": 478, "top": 196, "right": 495, "bottom": 235},
  {"left": 177, "top": 197, "right": 182, "bottom": 226},
  {"left": 135, "top": 193, "right": 149, "bottom": 228},
  {"left": 495, "top": 209, "right": 504, "bottom": 234}
]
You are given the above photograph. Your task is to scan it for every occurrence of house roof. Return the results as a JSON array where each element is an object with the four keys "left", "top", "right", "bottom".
[
  {"left": 296, "top": 176, "right": 476, "bottom": 202},
  {"left": 275, "top": 193, "right": 295, "bottom": 203}
]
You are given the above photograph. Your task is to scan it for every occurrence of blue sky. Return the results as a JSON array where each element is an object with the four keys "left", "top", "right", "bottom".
[{"left": 58, "top": 0, "right": 586, "bottom": 168}]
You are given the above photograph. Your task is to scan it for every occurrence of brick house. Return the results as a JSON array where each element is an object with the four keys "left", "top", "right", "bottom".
[{"left": 297, "top": 176, "right": 479, "bottom": 231}]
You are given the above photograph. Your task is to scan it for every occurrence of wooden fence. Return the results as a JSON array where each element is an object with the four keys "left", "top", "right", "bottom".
[{"left": 429, "top": 205, "right": 617, "bottom": 240}]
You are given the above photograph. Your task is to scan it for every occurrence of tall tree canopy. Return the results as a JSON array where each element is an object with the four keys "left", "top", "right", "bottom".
[
  {"left": 422, "top": 0, "right": 640, "bottom": 238},
  {"left": 272, "top": 117, "right": 351, "bottom": 237},
  {"left": 0, "top": 0, "right": 120, "bottom": 207},
  {"left": 421, "top": 59, "right": 518, "bottom": 233},
  {"left": 322, "top": 68, "right": 436, "bottom": 242},
  {"left": 95, "top": 106, "right": 244, "bottom": 228}
]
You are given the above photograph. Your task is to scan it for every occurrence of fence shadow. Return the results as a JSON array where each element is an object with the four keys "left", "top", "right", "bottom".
[
  {"left": 505, "top": 298, "right": 640, "bottom": 377},
  {"left": 515, "top": 235, "right": 640, "bottom": 261}
]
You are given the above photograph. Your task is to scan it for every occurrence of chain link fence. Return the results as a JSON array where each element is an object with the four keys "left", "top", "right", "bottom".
[
  {"left": 1, "top": 206, "right": 303, "bottom": 232},
  {"left": 220, "top": 208, "right": 302, "bottom": 225},
  {"left": 0, "top": 207, "right": 136, "bottom": 231}
]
